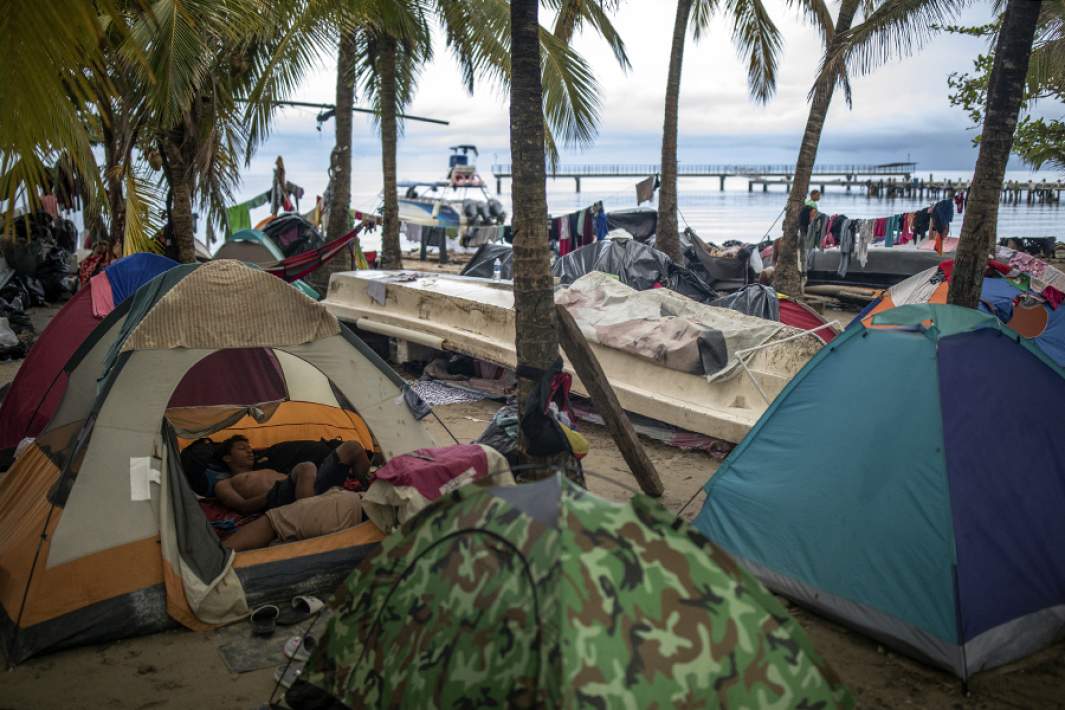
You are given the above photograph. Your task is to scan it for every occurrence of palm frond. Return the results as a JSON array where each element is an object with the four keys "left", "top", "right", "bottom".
[
  {"left": 0, "top": 0, "right": 127, "bottom": 230},
  {"left": 728, "top": 0, "right": 783, "bottom": 103},
  {"left": 787, "top": 0, "right": 835, "bottom": 45},
  {"left": 825, "top": 0, "right": 971, "bottom": 79},
  {"left": 539, "top": 25, "right": 602, "bottom": 148}
]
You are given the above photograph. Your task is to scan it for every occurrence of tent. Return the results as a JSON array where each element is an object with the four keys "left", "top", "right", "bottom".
[
  {"left": 695, "top": 304, "right": 1065, "bottom": 679},
  {"left": 0, "top": 253, "right": 178, "bottom": 460},
  {"left": 287, "top": 475, "right": 852, "bottom": 708},
  {"left": 214, "top": 229, "right": 320, "bottom": 299},
  {"left": 0, "top": 260, "right": 437, "bottom": 662},
  {"left": 862, "top": 249, "right": 1065, "bottom": 366}
]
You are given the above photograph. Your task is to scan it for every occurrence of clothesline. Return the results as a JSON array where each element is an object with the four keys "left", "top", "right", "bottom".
[
  {"left": 802, "top": 197, "right": 960, "bottom": 278},
  {"left": 549, "top": 201, "right": 609, "bottom": 256}
]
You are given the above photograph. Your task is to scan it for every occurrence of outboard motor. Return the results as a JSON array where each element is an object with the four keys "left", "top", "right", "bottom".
[
  {"left": 463, "top": 199, "right": 479, "bottom": 223},
  {"left": 488, "top": 199, "right": 506, "bottom": 224}
]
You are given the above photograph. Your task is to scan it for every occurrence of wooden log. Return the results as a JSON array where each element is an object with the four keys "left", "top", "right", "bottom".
[{"left": 555, "top": 304, "right": 665, "bottom": 497}]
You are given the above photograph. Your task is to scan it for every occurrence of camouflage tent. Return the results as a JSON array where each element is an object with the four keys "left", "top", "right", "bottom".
[{"left": 288, "top": 476, "right": 852, "bottom": 708}]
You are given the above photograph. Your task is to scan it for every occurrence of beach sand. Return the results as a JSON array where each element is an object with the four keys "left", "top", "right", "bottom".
[{"left": 1, "top": 298, "right": 1063, "bottom": 709}]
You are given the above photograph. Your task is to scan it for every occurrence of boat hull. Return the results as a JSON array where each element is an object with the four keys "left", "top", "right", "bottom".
[{"left": 324, "top": 271, "right": 821, "bottom": 444}]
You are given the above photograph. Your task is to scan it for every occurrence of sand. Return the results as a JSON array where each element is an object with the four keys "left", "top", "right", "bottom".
[{"left": 1, "top": 301, "right": 1063, "bottom": 709}]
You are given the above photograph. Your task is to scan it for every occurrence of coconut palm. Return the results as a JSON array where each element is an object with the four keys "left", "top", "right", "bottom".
[
  {"left": 656, "top": 0, "right": 784, "bottom": 264},
  {"left": 773, "top": 0, "right": 858, "bottom": 298},
  {"left": 321, "top": 0, "right": 623, "bottom": 272},
  {"left": 773, "top": 0, "right": 986, "bottom": 297},
  {"left": 949, "top": 0, "right": 1043, "bottom": 307},
  {"left": 0, "top": 1, "right": 125, "bottom": 231},
  {"left": 510, "top": 0, "right": 557, "bottom": 450}
]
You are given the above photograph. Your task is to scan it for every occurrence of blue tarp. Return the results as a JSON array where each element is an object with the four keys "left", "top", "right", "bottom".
[{"left": 104, "top": 253, "right": 178, "bottom": 305}]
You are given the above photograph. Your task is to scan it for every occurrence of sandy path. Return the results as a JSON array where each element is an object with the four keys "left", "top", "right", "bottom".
[{"left": 1, "top": 307, "right": 1063, "bottom": 709}]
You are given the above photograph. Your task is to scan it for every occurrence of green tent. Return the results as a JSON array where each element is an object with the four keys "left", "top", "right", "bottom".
[
  {"left": 214, "top": 228, "right": 320, "bottom": 300},
  {"left": 287, "top": 476, "right": 852, "bottom": 708}
]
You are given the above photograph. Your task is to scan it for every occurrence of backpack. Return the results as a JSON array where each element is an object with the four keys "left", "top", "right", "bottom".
[{"left": 181, "top": 438, "right": 219, "bottom": 497}]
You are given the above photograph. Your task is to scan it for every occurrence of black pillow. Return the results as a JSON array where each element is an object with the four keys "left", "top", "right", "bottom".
[{"left": 181, "top": 438, "right": 220, "bottom": 497}]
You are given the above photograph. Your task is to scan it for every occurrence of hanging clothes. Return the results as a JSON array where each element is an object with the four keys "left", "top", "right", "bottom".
[
  {"left": 225, "top": 190, "right": 270, "bottom": 238},
  {"left": 856, "top": 220, "right": 874, "bottom": 267},
  {"left": 837, "top": 219, "right": 855, "bottom": 278},
  {"left": 557, "top": 217, "right": 572, "bottom": 256},
  {"left": 595, "top": 204, "right": 609, "bottom": 240},
  {"left": 635, "top": 176, "right": 658, "bottom": 205}
]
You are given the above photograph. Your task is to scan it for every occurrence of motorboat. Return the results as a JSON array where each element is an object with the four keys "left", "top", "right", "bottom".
[{"left": 393, "top": 145, "right": 506, "bottom": 229}]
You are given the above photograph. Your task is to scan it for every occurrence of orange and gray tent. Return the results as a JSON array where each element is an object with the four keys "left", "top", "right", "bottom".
[
  {"left": 860, "top": 248, "right": 1065, "bottom": 367},
  {"left": 0, "top": 260, "right": 437, "bottom": 662}
]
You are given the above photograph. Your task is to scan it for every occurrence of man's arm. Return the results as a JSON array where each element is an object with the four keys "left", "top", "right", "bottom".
[{"left": 214, "top": 478, "right": 269, "bottom": 514}]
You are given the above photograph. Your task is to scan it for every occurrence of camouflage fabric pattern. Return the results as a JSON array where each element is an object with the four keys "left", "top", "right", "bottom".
[{"left": 299, "top": 476, "right": 852, "bottom": 708}]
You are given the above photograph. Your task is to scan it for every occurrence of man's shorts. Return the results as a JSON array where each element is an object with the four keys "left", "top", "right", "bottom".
[
  {"left": 264, "top": 488, "right": 363, "bottom": 542},
  {"left": 264, "top": 449, "right": 351, "bottom": 510}
]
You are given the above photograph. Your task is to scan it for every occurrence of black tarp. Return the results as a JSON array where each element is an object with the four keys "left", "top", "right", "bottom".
[
  {"left": 712, "top": 284, "right": 780, "bottom": 321},
  {"left": 552, "top": 239, "right": 671, "bottom": 290},
  {"left": 606, "top": 208, "right": 657, "bottom": 241},
  {"left": 460, "top": 243, "right": 513, "bottom": 279},
  {"left": 551, "top": 238, "right": 717, "bottom": 302}
]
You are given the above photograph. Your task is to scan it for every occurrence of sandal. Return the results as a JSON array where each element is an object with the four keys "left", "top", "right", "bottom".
[
  {"left": 283, "top": 634, "right": 318, "bottom": 663},
  {"left": 250, "top": 605, "right": 279, "bottom": 637},
  {"left": 277, "top": 595, "right": 324, "bottom": 627}
]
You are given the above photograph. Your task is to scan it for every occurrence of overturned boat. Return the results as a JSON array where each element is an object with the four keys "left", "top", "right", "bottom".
[{"left": 324, "top": 271, "right": 825, "bottom": 443}]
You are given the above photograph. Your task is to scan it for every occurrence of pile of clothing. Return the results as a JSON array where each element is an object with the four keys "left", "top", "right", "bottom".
[
  {"left": 803, "top": 198, "right": 956, "bottom": 278},
  {"left": 549, "top": 201, "right": 609, "bottom": 255}
]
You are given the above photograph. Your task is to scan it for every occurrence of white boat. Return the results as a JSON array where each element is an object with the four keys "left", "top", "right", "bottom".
[
  {"left": 388, "top": 145, "right": 506, "bottom": 230},
  {"left": 323, "top": 270, "right": 825, "bottom": 444}
]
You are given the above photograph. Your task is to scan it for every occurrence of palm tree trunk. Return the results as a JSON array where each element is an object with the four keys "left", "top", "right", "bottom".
[
  {"left": 949, "top": 0, "right": 1042, "bottom": 308},
  {"left": 325, "top": 32, "right": 357, "bottom": 242},
  {"left": 656, "top": 0, "right": 693, "bottom": 264},
  {"left": 103, "top": 134, "right": 126, "bottom": 248},
  {"left": 510, "top": 0, "right": 560, "bottom": 441},
  {"left": 774, "top": 0, "right": 859, "bottom": 298},
  {"left": 162, "top": 134, "right": 197, "bottom": 263},
  {"left": 378, "top": 37, "right": 403, "bottom": 270}
]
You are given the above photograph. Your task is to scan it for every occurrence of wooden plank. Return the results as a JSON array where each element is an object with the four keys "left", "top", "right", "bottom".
[{"left": 555, "top": 304, "right": 664, "bottom": 497}]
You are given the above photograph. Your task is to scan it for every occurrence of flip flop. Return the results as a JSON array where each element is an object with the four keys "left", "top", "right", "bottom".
[
  {"left": 250, "top": 605, "right": 279, "bottom": 637},
  {"left": 283, "top": 634, "right": 318, "bottom": 663},
  {"left": 277, "top": 595, "right": 325, "bottom": 627},
  {"left": 273, "top": 661, "right": 304, "bottom": 690}
]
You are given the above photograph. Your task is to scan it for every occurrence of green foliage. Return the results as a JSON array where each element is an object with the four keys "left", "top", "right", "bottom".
[{"left": 946, "top": 5, "right": 1065, "bottom": 172}]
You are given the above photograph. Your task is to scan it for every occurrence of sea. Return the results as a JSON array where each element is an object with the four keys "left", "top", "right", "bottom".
[{"left": 347, "top": 168, "right": 1062, "bottom": 252}]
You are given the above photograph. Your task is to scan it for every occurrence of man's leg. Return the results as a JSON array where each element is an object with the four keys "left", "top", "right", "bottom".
[
  {"left": 292, "top": 462, "right": 317, "bottom": 500},
  {"left": 336, "top": 442, "right": 371, "bottom": 480},
  {"left": 313, "top": 442, "right": 371, "bottom": 494},
  {"left": 222, "top": 516, "right": 277, "bottom": 551}
]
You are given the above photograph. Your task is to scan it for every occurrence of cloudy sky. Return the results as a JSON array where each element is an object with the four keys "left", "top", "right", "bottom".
[{"left": 242, "top": 1, "right": 1019, "bottom": 204}]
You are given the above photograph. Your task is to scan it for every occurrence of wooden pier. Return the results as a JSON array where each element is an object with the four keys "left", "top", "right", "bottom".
[
  {"left": 746, "top": 175, "right": 1063, "bottom": 205},
  {"left": 490, "top": 162, "right": 917, "bottom": 193}
]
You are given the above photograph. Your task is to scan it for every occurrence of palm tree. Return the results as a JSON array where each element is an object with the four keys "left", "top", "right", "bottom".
[
  {"left": 510, "top": 0, "right": 557, "bottom": 438},
  {"left": 773, "top": 0, "right": 857, "bottom": 297},
  {"left": 324, "top": 32, "right": 358, "bottom": 244},
  {"left": 0, "top": 0, "right": 125, "bottom": 231},
  {"left": 656, "top": 0, "right": 783, "bottom": 264},
  {"left": 949, "top": 0, "right": 1043, "bottom": 307},
  {"left": 323, "top": 0, "right": 622, "bottom": 275}
]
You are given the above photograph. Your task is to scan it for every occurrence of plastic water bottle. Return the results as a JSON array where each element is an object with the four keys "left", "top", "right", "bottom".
[{"left": 492, "top": 257, "right": 502, "bottom": 282}]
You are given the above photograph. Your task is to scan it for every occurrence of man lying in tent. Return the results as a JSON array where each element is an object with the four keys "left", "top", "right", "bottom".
[
  {"left": 221, "top": 487, "right": 365, "bottom": 551},
  {"left": 210, "top": 435, "right": 371, "bottom": 515}
]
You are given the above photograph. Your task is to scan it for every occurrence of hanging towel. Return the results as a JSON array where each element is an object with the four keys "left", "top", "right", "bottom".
[
  {"left": 635, "top": 176, "right": 657, "bottom": 205},
  {"left": 595, "top": 206, "right": 609, "bottom": 240}
]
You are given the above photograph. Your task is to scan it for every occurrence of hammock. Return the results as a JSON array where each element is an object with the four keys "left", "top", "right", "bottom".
[{"left": 261, "top": 223, "right": 369, "bottom": 283}]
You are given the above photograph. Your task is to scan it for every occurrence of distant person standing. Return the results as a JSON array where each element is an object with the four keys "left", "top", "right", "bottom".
[{"left": 799, "top": 190, "right": 821, "bottom": 234}]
